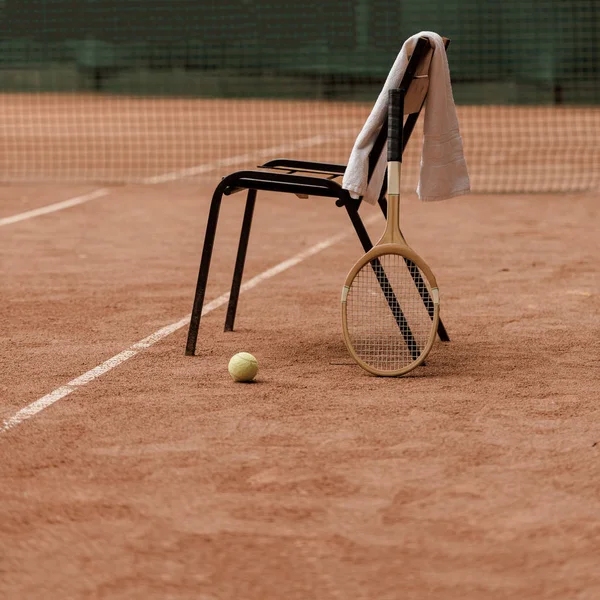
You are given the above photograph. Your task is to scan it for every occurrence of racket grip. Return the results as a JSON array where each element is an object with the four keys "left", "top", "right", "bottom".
[{"left": 387, "top": 89, "right": 404, "bottom": 163}]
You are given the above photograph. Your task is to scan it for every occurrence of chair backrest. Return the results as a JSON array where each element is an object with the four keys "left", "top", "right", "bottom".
[{"left": 366, "top": 36, "right": 449, "bottom": 184}]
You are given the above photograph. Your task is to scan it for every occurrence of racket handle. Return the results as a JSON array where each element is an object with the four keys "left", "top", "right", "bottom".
[{"left": 387, "top": 88, "right": 404, "bottom": 163}]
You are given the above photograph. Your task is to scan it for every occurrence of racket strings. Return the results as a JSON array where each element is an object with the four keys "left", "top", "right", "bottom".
[{"left": 346, "top": 254, "right": 435, "bottom": 372}]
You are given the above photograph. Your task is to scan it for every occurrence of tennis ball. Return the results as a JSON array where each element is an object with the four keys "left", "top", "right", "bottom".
[{"left": 228, "top": 352, "right": 258, "bottom": 382}]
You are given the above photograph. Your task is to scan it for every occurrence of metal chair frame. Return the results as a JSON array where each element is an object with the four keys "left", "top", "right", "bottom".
[{"left": 186, "top": 36, "right": 450, "bottom": 356}]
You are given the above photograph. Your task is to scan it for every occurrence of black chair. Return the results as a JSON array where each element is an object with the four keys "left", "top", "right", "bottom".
[{"left": 186, "top": 35, "right": 450, "bottom": 356}]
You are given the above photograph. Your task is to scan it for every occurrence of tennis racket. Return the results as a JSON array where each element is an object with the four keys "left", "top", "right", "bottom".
[{"left": 341, "top": 88, "right": 440, "bottom": 377}]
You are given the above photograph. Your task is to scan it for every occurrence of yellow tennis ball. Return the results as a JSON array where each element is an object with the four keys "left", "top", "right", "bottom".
[{"left": 228, "top": 352, "right": 258, "bottom": 382}]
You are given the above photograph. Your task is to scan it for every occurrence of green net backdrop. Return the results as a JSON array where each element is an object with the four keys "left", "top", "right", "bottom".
[{"left": 1, "top": 0, "right": 599, "bottom": 192}]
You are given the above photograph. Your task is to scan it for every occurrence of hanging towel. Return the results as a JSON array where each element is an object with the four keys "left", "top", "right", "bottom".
[{"left": 342, "top": 31, "right": 470, "bottom": 204}]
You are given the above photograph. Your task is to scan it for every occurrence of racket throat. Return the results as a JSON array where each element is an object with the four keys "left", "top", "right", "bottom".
[
  {"left": 381, "top": 198, "right": 404, "bottom": 246},
  {"left": 385, "top": 195, "right": 401, "bottom": 241}
]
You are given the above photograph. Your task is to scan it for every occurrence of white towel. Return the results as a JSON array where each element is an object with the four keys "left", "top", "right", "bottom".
[{"left": 342, "top": 31, "right": 470, "bottom": 204}]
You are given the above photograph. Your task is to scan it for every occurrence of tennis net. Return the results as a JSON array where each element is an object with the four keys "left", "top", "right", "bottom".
[{"left": 1, "top": 0, "right": 599, "bottom": 192}]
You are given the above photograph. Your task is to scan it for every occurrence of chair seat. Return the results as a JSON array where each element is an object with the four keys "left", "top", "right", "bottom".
[{"left": 259, "top": 158, "right": 347, "bottom": 177}]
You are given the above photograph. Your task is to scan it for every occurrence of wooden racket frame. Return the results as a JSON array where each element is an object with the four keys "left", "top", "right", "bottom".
[
  {"left": 341, "top": 87, "right": 440, "bottom": 377},
  {"left": 341, "top": 245, "right": 440, "bottom": 376}
]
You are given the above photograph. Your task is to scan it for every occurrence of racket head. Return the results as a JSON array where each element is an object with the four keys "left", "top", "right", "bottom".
[{"left": 341, "top": 244, "right": 440, "bottom": 377}]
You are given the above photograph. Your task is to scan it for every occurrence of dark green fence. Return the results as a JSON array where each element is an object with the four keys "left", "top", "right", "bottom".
[{"left": 1, "top": 0, "right": 598, "bottom": 103}]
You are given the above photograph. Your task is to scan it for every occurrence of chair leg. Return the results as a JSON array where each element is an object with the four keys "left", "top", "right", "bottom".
[
  {"left": 377, "top": 197, "right": 451, "bottom": 342},
  {"left": 345, "top": 200, "right": 376, "bottom": 253},
  {"left": 185, "top": 188, "right": 224, "bottom": 356},
  {"left": 224, "top": 189, "right": 257, "bottom": 332}
]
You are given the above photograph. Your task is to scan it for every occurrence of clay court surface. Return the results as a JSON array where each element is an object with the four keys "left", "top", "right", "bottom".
[{"left": 1, "top": 95, "right": 600, "bottom": 599}]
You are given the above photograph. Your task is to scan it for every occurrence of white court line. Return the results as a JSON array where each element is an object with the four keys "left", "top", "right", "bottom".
[
  {"left": 0, "top": 132, "right": 341, "bottom": 226},
  {"left": 1, "top": 218, "right": 379, "bottom": 434},
  {"left": 0, "top": 189, "right": 110, "bottom": 227}
]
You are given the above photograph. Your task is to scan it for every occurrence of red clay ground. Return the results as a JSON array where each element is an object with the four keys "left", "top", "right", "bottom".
[{"left": 1, "top": 175, "right": 600, "bottom": 598}]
